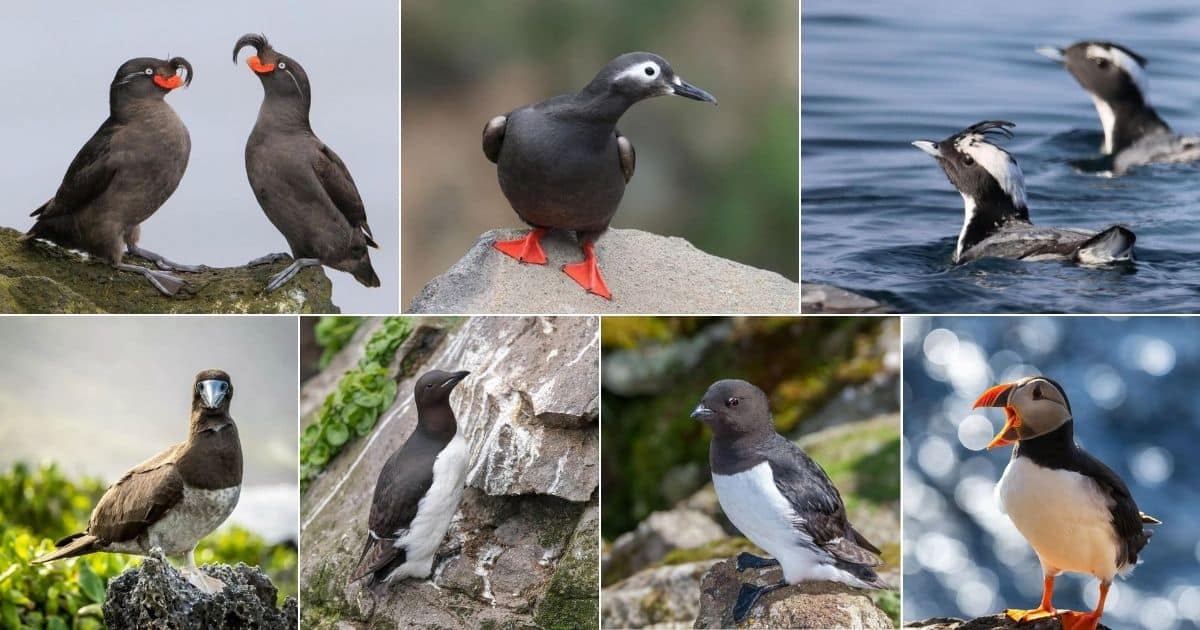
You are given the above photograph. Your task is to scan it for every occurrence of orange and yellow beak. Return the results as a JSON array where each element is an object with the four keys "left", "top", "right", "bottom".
[
  {"left": 153, "top": 74, "right": 183, "bottom": 90},
  {"left": 972, "top": 383, "right": 1023, "bottom": 449},
  {"left": 247, "top": 55, "right": 275, "bottom": 74}
]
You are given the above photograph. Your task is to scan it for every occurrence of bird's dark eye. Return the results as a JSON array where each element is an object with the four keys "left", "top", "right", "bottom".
[
  {"left": 1032, "top": 385, "right": 1044, "bottom": 400},
  {"left": 645, "top": 66, "right": 655, "bottom": 76},
  {"left": 278, "top": 61, "right": 287, "bottom": 70},
  {"left": 1094, "top": 58, "right": 1109, "bottom": 69},
  {"left": 725, "top": 397, "right": 738, "bottom": 408},
  {"left": 962, "top": 155, "right": 975, "bottom": 166},
  {"left": 425, "top": 383, "right": 433, "bottom": 389},
  {"left": 144, "top": 68, "right": 154, "bottom": 75}
]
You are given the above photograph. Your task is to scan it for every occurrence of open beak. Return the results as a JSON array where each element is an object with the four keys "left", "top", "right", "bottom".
[
  {"left": 672, "top": 78, "right": 718, "bottom": 105},
  {"left": 690, "top": 403, "right": 716, "bottom": 422},
  {"left": 199, "top": 380, "right": 230, "bottom": 410},
  {"left": 912, "top": 140, "right": 941, "bottom": 158},
  {"left": 440, "top": 370, "right": 470, "bottom": 390},
  {"left": 972, "top": 383, "right": 1022, "bottom": 449},
  {"left": 1036, "top": 46, "right": 1067, "bottom": 63}
]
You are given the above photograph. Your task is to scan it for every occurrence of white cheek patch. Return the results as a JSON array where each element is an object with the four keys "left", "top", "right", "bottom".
[
  {"left": 613, "top": 61, "right": 662, "bottom": 84},
  {"left": 955, "top": 134, "right": 1028, "bottom": 208},
  {"left": 1086, "top": 44, "right": 1149, "bottom": 96}
]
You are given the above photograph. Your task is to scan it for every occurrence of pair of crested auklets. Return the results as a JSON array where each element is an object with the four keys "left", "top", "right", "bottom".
[
  {"left": 33, "top": 371, "right": 242, "bottom": 594},
  {"left": 691, "top": 379, "right": 890, "bottom": 623},
  {"left": 24, "top": 34, "right": 379, "bottom": 297},
  {"left": 482, "top": 52, "right": 717, "bottom": 300},
  {"left": 913, "top": 40, "right": 1199, "bottom": 266},
  {"left": 973, "top": 376, "right": 1159, "bottom": 630}
]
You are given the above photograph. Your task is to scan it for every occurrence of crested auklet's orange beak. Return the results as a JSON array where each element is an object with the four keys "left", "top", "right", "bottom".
[{"left": 973, "top": 382, "right": 1023, "bottom": 449}]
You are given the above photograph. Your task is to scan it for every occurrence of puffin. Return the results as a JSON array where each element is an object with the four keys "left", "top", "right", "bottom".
[
  {"left": 973, "top": 376, "right": 1160, "bottom": 630},
  {"left": 233, "top": 34, "right": 381, "bottom": 292},
  {"left": 24, "top": 56, "right": 197, "bottom": 296},
  {"left": 691, "top": 379, "right": 888, "bottom": 623},
  {"left": 32, "top": 370, "right": 243, "bottom": 594},
  {"left": 1036, "top": 41, "right": 1200, "bottom": 173},
  {"left": 483, "top": 51, "right": 717, "bottom": 300},
  {"left": 351, "top": 369, "right": 471, "bottom": 590},
  {"left": 913, "top": 120, "right": 1135, "bottom": 264}
]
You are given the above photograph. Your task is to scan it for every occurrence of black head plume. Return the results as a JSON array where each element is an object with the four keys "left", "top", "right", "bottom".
[
  {"left": 169, "top": 57, "right": 194, "bottom": 87},
  {"left": 233, "top": 33, "right": 271, "bottom": 63}
]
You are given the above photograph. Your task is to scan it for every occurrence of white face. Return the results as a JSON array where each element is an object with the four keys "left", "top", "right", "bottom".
[
  {"left": 1085, "top": 43, "right": 1149, "bottom": 95},
  {"left": 1009, "top": 378, "right": 1072, "bottom": 438},
  {"left": 613, "top": 60, "right": 666, "bottom": 86},
  {"left": 954, "top": 133, "right": 1028, "bottom": 208}
]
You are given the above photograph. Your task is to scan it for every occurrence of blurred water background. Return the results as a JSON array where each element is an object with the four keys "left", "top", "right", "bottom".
[
  {"left": 903, "top": 316, "right": 1200, "bottom": 628},
  {"left": 803, "top": 0, "right": 1200, "bottom": 312},
  {"left": 402, "top": 0, "right": 798, "bottom": 305}
]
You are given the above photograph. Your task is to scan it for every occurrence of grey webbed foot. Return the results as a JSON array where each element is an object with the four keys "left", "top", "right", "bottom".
[
  {"left": 735, "top": 552, "right": 779, "bottom": 572},
  {"left": 247, "top": 252, "right": 292, "bottom": 267},
  {"left": 126, "top": 245, "right": 205, "bottom": 272},
  {"left": 732, "top": 579, "right": 787, "bottom": 623},
  {"left": 266, "top": 258, "right": 322, "bottom": 292},
  {"left": 116, "top": 263, "right": 185, "bottom": 296}
]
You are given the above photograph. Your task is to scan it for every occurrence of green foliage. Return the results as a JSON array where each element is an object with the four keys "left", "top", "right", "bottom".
[
  {"left": 0, "top": 463, "right": 297, "bottom": 627},
  {"left": 314, "top": 316, "right": 363, "bottom": 368},
  {"left": 301, "top": 317, "right": 412, "bottom": 490}
]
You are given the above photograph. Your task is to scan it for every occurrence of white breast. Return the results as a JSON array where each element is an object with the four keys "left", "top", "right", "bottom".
[
  {"left": 141, "top": 485, "right": 241, "bottom": 556},
  {"left": 713, "top": 462, "right": 868, "bottom": 587},
  {"left": 997, "top": 456, "right": 1121, "bottom": 579},
  {"left": 384, "top": 432, "right": 469, "bottom": 582}
]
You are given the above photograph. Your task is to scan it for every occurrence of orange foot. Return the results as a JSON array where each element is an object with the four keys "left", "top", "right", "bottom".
[
  {"left": 493, "top": 228, "right": 548, "bottom": 265},
  {"left": 561, "top": 242, "right": 612, "bottom": 300},
  {"left": 1060, "top": 610, "right": 1103, "bottom": 630},
  {"left": 1004, "top": 606, "right": 1061, "bottom": 623}
]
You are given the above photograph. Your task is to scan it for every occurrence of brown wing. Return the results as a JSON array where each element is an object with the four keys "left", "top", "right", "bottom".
[
  {"left": 616, "top": 129, "right": 635, "bottom": 183},
  {"left": 88, "top": 457, "right": 184, "bottom": 543},
  {"left": 314, "top": 143, "right": 377, "bottom": 248},
  {"left": 33, "top": 119, "right": 119, "bottom": 219},
  {"left": 482, "top": 115, "right": 507, "bottom": 164}
]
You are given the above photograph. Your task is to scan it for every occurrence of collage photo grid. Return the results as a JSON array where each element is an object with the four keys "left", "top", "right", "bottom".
[{"left": 0, "top": 2, "right": 1197, "bottom": 630}]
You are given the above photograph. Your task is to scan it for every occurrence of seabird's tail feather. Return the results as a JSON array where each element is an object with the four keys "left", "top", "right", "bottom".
[
  {"left": 30, "top": 533, "right": 100, "bottom": 564},
  {"left": 349, "top": 535, "right": 404, "bottom": 585}
]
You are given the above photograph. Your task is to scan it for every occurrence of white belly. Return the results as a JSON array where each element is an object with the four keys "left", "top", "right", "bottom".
[
  {"left": 997, "top": 456, "right": 1120, "bottom": 579},
  {"left": 713, "top": 462, "right": 867, "bottom": 587},
  {"left": 112, "top": 485, "right": 240, "bottom": 556},
  {"left": 385, "top": 432, "right": 469, "bottom": 582}
]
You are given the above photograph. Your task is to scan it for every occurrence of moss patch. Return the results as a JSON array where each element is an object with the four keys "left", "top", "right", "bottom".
[{"left": 534, "top": 514, "right": 599, "bottom": 630}]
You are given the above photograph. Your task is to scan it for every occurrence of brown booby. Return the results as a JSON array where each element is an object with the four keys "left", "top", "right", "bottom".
[
  {"left": 974, "top": 376, "right": 1160, "bottom": 630},
  {"left": 691, "top": 379, "right": 888, "bottom": 623},
  {"left": 351, "top": 369, "right": 470, "bottom": 589},
  {"left": 32, "top": 370, "right": 243, "bottom": 594}
]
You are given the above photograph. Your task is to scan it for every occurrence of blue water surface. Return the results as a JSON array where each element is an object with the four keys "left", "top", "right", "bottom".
[{"left": 802, "top": 0, "right": 1200, "bottom": 312}]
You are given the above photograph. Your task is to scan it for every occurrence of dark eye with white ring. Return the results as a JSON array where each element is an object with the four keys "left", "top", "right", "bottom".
[
  {"left": 645, "top": 66, "right": 655, "bottom": 76},
  {"left": 144, "top": 68, "right": 154, "bottom": 75},
  {"left": 278, "top": 61, "right": 287, "bottom": 70},
  {"left": 963, "top": 155, "right": 975, "bottom": 166},
  {"left": 725, "top": 397, "right": 738, "bottom": 408}
]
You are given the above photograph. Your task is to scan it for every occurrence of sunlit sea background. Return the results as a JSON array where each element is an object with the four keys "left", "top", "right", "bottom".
[
  {"left": 903, "top": 316, "right": 1200, "bottom": 629},
  {"left": 803, "top": 0, "right": 1200, "bottom": 312}
]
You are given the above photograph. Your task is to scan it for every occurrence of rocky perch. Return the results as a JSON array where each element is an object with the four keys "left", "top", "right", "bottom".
[
  {"left": 906, "top": 616, "right": 1111, "bottom": 630},
  {"left": 0, "top": 226, "right": 335, "bottom": 313},
  {"left": 801, "top": 282, "right": 887, "bottom": 314},
  {"left": 300, "top": 316, "right": 599, "bottom": 628},
  {"left": 408, "top": 228, "right": 799, "bottom": 314},
  {"left": 695, "top": 558, "right": 893, "bottom": 629},
  {"left": 102, "top": 553, "right": 297, "bottom": 629}
]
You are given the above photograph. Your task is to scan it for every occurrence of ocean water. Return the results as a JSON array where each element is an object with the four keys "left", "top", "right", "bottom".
[
  {"left": 802, "top": 0, "right": 1200, "bottom": 312},
  {"left": 903, "top": 317, "right": 1200, "bottom": 629}
]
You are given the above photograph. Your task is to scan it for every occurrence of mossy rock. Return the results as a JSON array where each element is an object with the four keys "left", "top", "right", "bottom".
[{"left": 534, "top": 510, "right": 599, "bottom": 630}]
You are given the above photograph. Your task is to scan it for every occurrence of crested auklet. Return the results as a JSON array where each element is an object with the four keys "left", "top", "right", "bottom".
[
  {"left": 974, "top": 376, "right": 1160, "bottom": 630},
  {"left": 24, "top": 56, "right": 197, "bottom": 296},
  {"left": 234, "top": 34, "right": 381, "bottom": 292},
  {"left": 912, "top": 120, "right": 1136, "bottom": 264},
  {"left": 483, "top": 51, "right": 717, "bottom": 300},
  {"left": 1037, "top": 41, "right": 1200, "bottom": 173},
  {"left": 32, "top": 370, "right": 243, "bottom": 594},
  {"left": 351, "top": 369, "right": 471, "bottom": 590},
  {"left": 691, "top": 379, "right": 888, "bottom": 623}
]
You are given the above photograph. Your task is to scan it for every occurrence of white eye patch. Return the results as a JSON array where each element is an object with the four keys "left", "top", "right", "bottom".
[
  {"left": 614, "top": 61, "right": 662, "bottom": 83},
  {"left": 955, "top": 134, "right": 1027, "bottom": 207},
  {"left": 1085, "top": 44, "right": 1148, "bottom": 95}
]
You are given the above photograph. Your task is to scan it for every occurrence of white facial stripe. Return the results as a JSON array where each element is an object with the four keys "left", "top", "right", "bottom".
[
  {"left": 1085, "top": 44, "right": 1148, "bottom": 96},
  {"left": 673, "top": 75, "right": 682, "bottom": 86},
  {"left": 613, "top": 61, "right": 662, "bottom": 84},
  {"left": 955, "top": 134, "right": 1027, "bottom": 207}
]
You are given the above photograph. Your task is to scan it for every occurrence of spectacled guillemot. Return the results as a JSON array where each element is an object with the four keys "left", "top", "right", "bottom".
[
  {"left": 483, "top": 52, "right": 717, "bottom": 300},
  {"left": 974, "top": 376, "right": 1160, "bottom": 630},
  {"left": 913, "top": 120, "right": 1136, "bottom": 264},
  {"left": 692, "top": 379, "right": 888, "bottom": 623}
]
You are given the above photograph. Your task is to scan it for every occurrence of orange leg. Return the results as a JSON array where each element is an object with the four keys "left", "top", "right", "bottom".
[
  {"left": 1060, "top": 581, "right": 1109, "bottom": 630},
  {"left": 493, "top": 228, "right": 549, "bottom": 265},
  {"left": 561, "top": 242, "right": 612, "bottom": 300},
  {"left": 1005, "top": 575, "right": 1060, "bottom": 623}
]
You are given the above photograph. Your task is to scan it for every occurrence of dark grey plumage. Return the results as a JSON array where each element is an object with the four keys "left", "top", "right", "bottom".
[
  {"left": 234, "top": 34, "right": 380, "bottom": 292},
  {"left": 25, "top": 56, "right": 196, "bottom": 296}
]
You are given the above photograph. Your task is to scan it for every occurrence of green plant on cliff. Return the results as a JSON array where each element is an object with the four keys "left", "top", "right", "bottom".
[
  {"left": 314, "top": 316, "right": 364, "bottom": 368},
  {"left": 0, "top": 463, "right": 297, "bottom": 628},
  {"left": 301, "top": 317, "right": 412, "bottom": 490}
]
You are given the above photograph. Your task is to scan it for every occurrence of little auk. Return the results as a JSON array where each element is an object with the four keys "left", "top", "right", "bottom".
[
  {"left": 913, "top": 120, "right": 1135, "bottom": 264},
  {"left": 483, "top": 52, "right": 717, "bottom": 300},
  {"left": 25, "top": 56, "right": 198, "bottom": 296},
  {"left": 351, "top": 369, "right": 471, "bottom": 590},
  {"left": 691, "top": 379, "right": 887, "bottom": 623},
  {"left": 234, "top": 34, "right": 381, "bottom": 292},
  {"left": 32, "top": 370, "right": 243, "bottom": 594},
  {"left": 974, "top": 377, "right": 1159, "bottom": 630}
]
